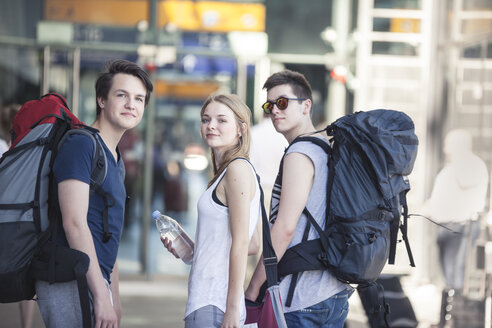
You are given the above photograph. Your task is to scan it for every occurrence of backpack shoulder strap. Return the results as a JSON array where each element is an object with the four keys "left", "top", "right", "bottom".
[
  {"left": 289, "top": 135, "right": 331, "bottom": 155},
  {"left": 277, "top": 135, "right": 334, "bottom": 306},
  {"left": 276, "top": 135, "right": 332, "bottom": 190},
  {"left": 58, "top": 128, "right": 107, "bottom": 189},
  {"left": 58, "top": 128, "right": 114, "bottom": 243}
]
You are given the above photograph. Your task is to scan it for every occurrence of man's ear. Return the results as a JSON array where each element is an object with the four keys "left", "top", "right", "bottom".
[
  {"left": 97, "top": 96, "right": 105, "bottom": 109},
  {"left": 302, "top": 99, "right": 312, "bottom": 115}
]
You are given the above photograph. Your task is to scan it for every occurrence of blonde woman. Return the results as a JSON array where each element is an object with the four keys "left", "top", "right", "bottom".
[{"left": 163, "top": 94, "right": 260, "bottom": 328}]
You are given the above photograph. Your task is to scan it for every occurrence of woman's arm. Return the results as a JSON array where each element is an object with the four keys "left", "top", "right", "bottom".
[
  {"left": 245, "top": 152, "right": 314, "bottom": 301},
  {"left": 221, "top": 160, "right": 256, "bottom": 328},
  {"left": 248, "top": 219, "right": 261, "bottom": 256}
]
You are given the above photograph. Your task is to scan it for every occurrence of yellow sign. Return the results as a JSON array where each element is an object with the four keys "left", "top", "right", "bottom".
[
  {"left": 45, "top": 0, "right": 265, "bottom": 32},
  {"left": 45, "top": 0, "right": 148, "bottom": 27},
  {"left": 390, "top": 18, "right": 420, "bottom": 33},
  {"left": 159, "top": 1, "right": 265, "bottom": 32},
  {"left": 155, "top": 80, "right": 220, "bottom": 99}
]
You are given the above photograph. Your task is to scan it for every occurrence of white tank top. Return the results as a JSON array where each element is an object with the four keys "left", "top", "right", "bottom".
[{"left": 185, "top": 159, "right": 260, "bottom": 323}]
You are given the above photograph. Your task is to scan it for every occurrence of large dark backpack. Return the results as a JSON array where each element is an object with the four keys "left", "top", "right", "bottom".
[
  {"left": 272, "top": 109, "right": 418, "bottom": 311},
  {"left": 0, "top": 93, "right": 112, "bottom": 327}
]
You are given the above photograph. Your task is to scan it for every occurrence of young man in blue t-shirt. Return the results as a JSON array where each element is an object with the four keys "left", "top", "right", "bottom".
[{"left": 35, "top": 59, "right": 153, "bottom": 328}]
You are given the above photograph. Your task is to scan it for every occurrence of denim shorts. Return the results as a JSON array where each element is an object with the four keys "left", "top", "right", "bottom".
[
  {"left": 284, "top": 289, "right": 352, "bottom": 328},
  {"left": 185, "top": 305, "right": 224, "bottom": 328}
]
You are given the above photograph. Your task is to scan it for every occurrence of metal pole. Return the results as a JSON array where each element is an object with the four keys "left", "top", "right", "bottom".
[
  {"left": 448, "top": 0, "right": 463, "bottom": 129},
  {"left": 480, "top": 37, "right": 491, "bottom": 328},
  {"left": 236, "top": 57, "right": 247, "bottom": 102},
  {"left": 141, "top": 70, "right": 156, "bottom": 279},
  {"left": 327, "top": 0, "right": 350, "bottom": 122},
  {"left": 42, "top": 46, "right": 50, "bottom": 95},
  {"left": 354, "top": 0, "right": 373, "bottom": 111},
  {"left": 72, "top": 47, "right": 81, "bottom": 116},
  {"left": 140, "top": 0, "right": 159, "bottom": 278},
  {"left": 253, "top": 56, "right": 270, "bottom": 124},
  {"left": 486, "top": 278, "right": 491, "bottom": 328}
]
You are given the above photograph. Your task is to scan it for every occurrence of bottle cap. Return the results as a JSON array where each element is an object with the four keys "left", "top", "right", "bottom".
[{"left": 152, "top": 210, "right": 161, "bottom": 220}]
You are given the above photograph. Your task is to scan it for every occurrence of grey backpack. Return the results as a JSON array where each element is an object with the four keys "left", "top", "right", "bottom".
[{"left": 0, "top": 93, "right": 109, "bottom": 327}]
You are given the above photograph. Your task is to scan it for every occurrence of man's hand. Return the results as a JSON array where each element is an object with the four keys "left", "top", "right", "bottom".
[{"left": 93, "top": 295, "right": 118, "bottom": 328}]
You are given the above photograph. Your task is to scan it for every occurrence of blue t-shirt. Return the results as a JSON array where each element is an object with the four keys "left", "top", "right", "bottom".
[{"left": 53, "top": 133, "right": 126, "bottom": 281}]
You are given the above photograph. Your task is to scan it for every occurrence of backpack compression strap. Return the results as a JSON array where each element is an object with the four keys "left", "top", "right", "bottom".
[{"left": 399, "top": 190, "right": 415, "bottom": 267}]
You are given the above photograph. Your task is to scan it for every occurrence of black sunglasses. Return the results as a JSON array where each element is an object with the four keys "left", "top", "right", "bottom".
[{"left": 262, "top": 96, "right": 307, "bottom": 114}]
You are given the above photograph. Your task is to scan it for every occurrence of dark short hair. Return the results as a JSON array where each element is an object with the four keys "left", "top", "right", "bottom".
[
  {"left": 263, "top": 69, "right": 313, "bottom": 102},
  {"left": 95, "top": 59, "right": 153, "bottom": 116}
]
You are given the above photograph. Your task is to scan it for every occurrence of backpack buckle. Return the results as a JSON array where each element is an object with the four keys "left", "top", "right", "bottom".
[
  {"left": 378, "top": 211, "right": 385, "bottom": 221},
  {"left": 318, "top": 252, "right": 330, "bottom": 266},
  {"left": 103, "top": 232, "right": 112, "bottom": 243},
  {"left": 263, "top": 256, "right": 277, "bottom": 266}
]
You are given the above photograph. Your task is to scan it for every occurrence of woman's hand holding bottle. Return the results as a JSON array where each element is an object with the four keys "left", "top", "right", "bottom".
[
  {"left": 161, "top": 235, "right": 180, "bottom": 259},
  {"left": 153, "top": 210, "right": 194, "bottom": 264}
]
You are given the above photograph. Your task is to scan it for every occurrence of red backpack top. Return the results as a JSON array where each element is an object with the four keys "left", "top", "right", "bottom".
[{"left": 11, "top": 93, "right": 84, "bottom": 148}]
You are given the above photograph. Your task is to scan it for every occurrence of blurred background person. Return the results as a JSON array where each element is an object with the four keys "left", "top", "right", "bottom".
[
  {"left": 0, "top": 103, "right": 20, "bottom": 155},
  {"left": 163, "top": 157, "right": 189, "bottom": 224},
  {"left": 426, "top": 129, "right": 489, "bottom": 291},
  {"left": 424, "top": 129, "right": 489, "bottom": 327},
  {"left": 119, "top": 128, "right": 143, "bottom": 227},
  {"left": 250, "top": 113, "right": 288, "bottom": 211}
]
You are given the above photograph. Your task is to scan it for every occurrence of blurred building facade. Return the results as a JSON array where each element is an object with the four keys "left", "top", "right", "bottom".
[{"left": 1, "top": 2, "right": 491, "bottom": 322}]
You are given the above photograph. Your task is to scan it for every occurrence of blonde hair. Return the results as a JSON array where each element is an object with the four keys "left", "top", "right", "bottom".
[{"left": 201, "top": 94, "right": 252, "bottom": 187}]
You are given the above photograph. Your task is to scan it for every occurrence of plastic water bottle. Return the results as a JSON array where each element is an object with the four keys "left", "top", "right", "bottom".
[{"left": 152, "top": 210, "right": 194, "bottom": 264}]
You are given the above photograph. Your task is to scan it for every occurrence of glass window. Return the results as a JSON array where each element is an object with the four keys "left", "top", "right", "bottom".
[
  {"left": 372, "top": 41, "right": 418, "bottom": 56},
  {"left": 463, "top": 0, "right": 492, "bottom": 10},
  {"left": 374, "top": 0, "right": 420, "bottom": 10},
  {"left": 0, "top": 45, "right": 40, "bottom": 105}
]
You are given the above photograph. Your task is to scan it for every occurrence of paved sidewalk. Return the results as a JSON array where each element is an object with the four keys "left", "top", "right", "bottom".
[
  {"left": 0, "top": 274, "right": 188, "bottom": 328},
  {"left": 0, "top": 273, "right": 441, "bottom": 328}
]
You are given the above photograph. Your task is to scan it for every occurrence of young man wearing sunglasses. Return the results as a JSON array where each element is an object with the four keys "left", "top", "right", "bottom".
[{"left": 246, "top": 70, "right": 352, "bottom": 327}]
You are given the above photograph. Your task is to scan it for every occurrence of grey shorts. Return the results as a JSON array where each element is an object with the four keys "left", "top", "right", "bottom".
[
  {"left": 35, "top": 279, "right": 112, "bottom": 328},
  {"left": 185, "top": 305, "right": 224, "bottom": 328}
]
